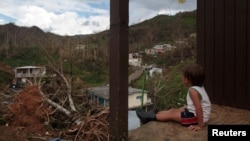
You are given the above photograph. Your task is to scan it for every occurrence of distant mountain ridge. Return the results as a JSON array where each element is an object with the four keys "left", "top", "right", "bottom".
[
  {"left": 0, "top": 10, "right": 196, "bottom": 88},
  {"left": 0, "top": 23, "right": 89, "bottom": 52},
  {"left": 0, "top": 10, "right": 196, "bottom": 52},
  {"left": 0, "top": 10, "right": 196, "bottom": 69}
]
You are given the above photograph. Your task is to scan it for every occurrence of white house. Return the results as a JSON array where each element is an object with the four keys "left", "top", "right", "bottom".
[
  {"left": 144, "top": 66, "right": 163, "bottom": 78},
  {"left": 146, "top": 44, "right": 176, "bottom": 55},
  {"left": 12, "top": 66, "right": 46, "bottom": 88},
  {"left": 86, "top": 85, "right": 152, "bottom": 109},
  {"left": 14, "top": 66, "right": 46, "bottom": 78},
  {"left": 145, "top": 48, "right": 156, "bottom": 55},
  {"left": 165, "top": 44, "right": 177, "bottom": 51},
  {"left": 149, "top": 67, "right": 163, "bottom": 77},
  {"left": 153, "top": 44, "right": 166, "bottom": 54},
  {"left": 75, "top": 44, "right": 85, "bottom": 50},
  {"left": 129, "top": 53, "right": 142, "bottom": 67}
]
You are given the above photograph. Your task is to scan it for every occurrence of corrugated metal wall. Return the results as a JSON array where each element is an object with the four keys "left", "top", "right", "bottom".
[{"left": 197, "top": 0, "right": 250, "bottom": 110}]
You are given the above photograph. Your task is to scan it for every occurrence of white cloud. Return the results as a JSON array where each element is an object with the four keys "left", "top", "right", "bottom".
[
  {"left": 0, "top": 19, "right": 5, "bottom": 25},
  {"left": 0, "top": 0, "right": 196, "bottom": 35}
]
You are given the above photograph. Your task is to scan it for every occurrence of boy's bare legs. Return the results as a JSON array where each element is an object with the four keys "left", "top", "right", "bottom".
[{"left": 156, "top": 107, "right": 184, "bottom": 122}]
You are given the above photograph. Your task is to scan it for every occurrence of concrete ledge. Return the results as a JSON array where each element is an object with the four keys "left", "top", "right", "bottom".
[{"left": 128, "top": 104, "right": 250, "bottom": 141}]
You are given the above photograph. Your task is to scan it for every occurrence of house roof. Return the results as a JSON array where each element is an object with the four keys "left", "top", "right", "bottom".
[
  {"left": 87, "top": 85, "right": 148, "bottom": 100},
  {"left": 153, "top": 44, "right": 165, "bottom": 49},
  {"left": 14, "top": 66, "right": 45, "bottom": 69}
]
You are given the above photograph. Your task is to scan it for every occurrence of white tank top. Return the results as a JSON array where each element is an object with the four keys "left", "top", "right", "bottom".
[{"left": 186, "top": 86, "right": 211, "bottom": 123}]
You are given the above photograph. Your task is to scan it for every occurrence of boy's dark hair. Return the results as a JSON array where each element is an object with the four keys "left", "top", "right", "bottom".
[{"left": 182, "top": 63, "right": 205, "bottom": 86}]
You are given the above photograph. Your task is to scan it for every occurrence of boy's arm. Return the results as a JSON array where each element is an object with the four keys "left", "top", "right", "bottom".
[{"left": 188, "top": 88, "right": 204, "bottom": 131}]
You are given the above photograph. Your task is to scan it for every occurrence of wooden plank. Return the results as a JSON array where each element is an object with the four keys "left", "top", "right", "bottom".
[
  {"left": 204, "top": 0, "right": 215, "bottom": 102},
  {"left": 247, "top": 0, "right": 250, "bottom": 109},
  {"left": 197, "top": 0, "right": 206, "bottom": 66},
  {"left": 224, "top": 0, "right": 236, "bottom": 107},
  {"left": 213, "top": 0, "right": 225, "bottom": 105},
  {"left": 197, "top": 0, "right": 250, "bottom": 110},
  {"left": 234, "top": 0, "right": 247, "bottom": 109},
  {"left": 109, "top": 0, "right": 129, "bottom": 140}
]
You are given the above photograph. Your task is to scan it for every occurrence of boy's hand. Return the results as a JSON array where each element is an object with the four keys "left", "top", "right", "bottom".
[{"left": 187, "top": 125, "right": 202, "bottom": 131}]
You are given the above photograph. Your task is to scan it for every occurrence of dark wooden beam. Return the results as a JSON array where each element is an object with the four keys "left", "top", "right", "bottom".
[{"left": 109, "top": 0, "right": 129, "bottom": 140}]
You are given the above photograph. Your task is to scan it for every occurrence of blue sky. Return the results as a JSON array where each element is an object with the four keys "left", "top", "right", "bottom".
[{"left": 0, "top": 0, "right": 196, "bottom": 36}]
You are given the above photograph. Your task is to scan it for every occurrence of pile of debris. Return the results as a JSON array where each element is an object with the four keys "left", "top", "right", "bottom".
[{"left": 4, "top": 86, "right": 109, "bottom": 141}]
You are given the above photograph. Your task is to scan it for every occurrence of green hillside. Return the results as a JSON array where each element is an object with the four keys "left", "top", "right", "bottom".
[{"left": 0, "top": 10, "right": 196, "bottom": 89}]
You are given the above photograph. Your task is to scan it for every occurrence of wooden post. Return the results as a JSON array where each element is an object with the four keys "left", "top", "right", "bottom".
[{"left": 109, "top": 0, "right": 129, "bottom": 140}]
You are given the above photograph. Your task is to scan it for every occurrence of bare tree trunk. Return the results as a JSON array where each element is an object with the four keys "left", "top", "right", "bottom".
[
  {"left": 39, "top": 87, "right": 72, "bottom": 117},
  {"left": 47, "top": 58, "right": 77, "bottom": 112}
]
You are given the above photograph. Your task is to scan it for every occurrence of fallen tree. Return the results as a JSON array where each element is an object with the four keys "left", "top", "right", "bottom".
[{"left": 4, "top": 61, "right": 109, "bottom": 141}]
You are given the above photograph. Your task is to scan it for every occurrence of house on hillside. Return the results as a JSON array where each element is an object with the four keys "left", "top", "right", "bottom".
[
  {"left": 145, "top": 48, "right": 156, "bottom": 55},
  {"left": 149, "top": 68, "right": 163, "bottom": 78},
  {"left": 12, "top": 66, "right": 46, "bottom": 88},
  {"left": 145, "top": 44, "right": 176, "bottom": 55},
  {"left": 129, "top": 53, "right": 142, "bottom": 67},
  {"left": 153, "top": 44, "right": 176, "bottom": 53},
  {"left": 14, "top": 66, "right": 46, "bottom": 78},
  {"left": 144, "top": 66, "right": 163, "bottom": 78},
  {"left": 86, "top": 85, "right": 152, "bottom": 110},
  {"left": 153, "top": 44, "right": 166, "bottom": 54},
  {"left": 165, "top": 44, "right": 177, "bottom": 51},
  {"left": 75, "top": 44, "right": 85, "bottom": 50}
]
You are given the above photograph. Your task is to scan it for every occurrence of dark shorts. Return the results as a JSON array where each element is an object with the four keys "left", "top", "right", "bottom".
[{"left": 181, "top": 110, "right": 198, "bottom": 126}]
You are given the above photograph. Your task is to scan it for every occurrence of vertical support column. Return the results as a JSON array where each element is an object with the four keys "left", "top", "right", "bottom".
[{"left": 109, "top": 0, "right": 129, "bottom": 140}]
